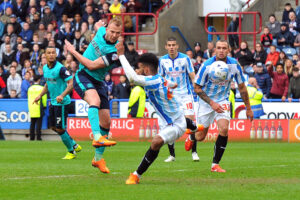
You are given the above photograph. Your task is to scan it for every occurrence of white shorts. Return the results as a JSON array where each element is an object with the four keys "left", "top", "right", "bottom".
[
  {"left": 196, "top": 100, "right": 231, "bottom": 128},
  {"left": 158, "top": 114, "right": 187, "bottom": 144},
  {"left": 175, "top": 94, "right": 195, "bottom": 116}
]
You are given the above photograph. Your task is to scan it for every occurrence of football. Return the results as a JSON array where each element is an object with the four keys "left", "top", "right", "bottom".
[{"left": 210, "top": 61, "right": 229, "bottom": 82}]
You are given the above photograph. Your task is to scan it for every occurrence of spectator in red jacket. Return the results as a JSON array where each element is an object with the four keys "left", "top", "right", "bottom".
[
  {"left": 260, "top": 27, "right": 273, "bottom": 48},
  {"left": 267, "top": 63, "right": 289, "bottom": 101},
  {"left": 265, "top": 45, "right": 279, "bottom": 66},
  {"left": 0, "top": 75, "right": 6, "bottom": 98}
]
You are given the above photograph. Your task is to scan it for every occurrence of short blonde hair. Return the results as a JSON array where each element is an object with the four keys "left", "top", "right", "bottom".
[{"left": 108, "top": 17, "right": 123, "bottom": 27}]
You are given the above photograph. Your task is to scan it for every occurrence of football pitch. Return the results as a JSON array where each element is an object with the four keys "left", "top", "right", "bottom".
[{"left": 1, "top": 141, "right": 300, "bottom": 200}]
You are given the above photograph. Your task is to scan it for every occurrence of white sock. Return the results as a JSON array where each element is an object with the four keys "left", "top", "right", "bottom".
[
  {"left": 133, "top": 171, "right": 141, "bottom": 178},
  {"left": 211, "top": 163, "right": 218, "bottom": 168}
]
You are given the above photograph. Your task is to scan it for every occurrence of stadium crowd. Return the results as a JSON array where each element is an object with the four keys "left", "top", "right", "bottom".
[{"left": 0, "top": 0, "right": 299, "bottom": 102}]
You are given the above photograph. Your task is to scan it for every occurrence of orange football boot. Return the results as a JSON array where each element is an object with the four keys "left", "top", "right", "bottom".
[
  {"left": 185, "top": 136, "right": 194, "bottom": 151},
  {"left": 92, "top": 158, "right": 110, "bottom": 173},
  {"left": 211, "top": 164, "right": 226, "bottom": 173},
  {"left": 126, "top": 173, "right": 140, "bottom": 185},
  {"left": 92, "top": 135, "right": 116, "bottom": 147}
]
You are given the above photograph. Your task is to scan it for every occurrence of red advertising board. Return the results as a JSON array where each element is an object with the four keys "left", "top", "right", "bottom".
[{"left": 67, "top": 118, "right": 289, "bottom": 142}]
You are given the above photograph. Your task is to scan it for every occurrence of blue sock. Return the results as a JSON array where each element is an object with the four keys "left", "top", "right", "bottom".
[
  {"left": 88, "top": 106, "right": 101, "bottom": 136},
  {"left": 60, "top": 131, "right": 74, "bottom": 152}
]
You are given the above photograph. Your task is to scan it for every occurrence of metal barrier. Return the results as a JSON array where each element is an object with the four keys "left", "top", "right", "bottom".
[
  {"left": 205, "top": 11, "right": 262, "bottom": 48},
  {"left": 155, "top": 0, "right": 174, "bottom": 16}
]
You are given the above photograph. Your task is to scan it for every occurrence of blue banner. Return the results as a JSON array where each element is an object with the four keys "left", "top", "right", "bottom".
[{"left": 0, "top": 99, "right": 48, "bottom": 129}]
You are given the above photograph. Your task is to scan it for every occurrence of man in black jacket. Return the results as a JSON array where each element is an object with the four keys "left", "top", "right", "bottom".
[
  {"left": 114, "top": 75, "right": 131, "bottom": 99},
  {"left": 124, "top": 41, "right": 139, "bottom": 69}
]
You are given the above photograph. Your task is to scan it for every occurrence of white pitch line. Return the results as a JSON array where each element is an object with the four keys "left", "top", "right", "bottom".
[{"left": 3, "top": 174, "right": 86, "bottom": 180}]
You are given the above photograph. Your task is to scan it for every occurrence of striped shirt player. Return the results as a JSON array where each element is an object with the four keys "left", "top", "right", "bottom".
[
  {"left": 159, "top": 52, "right": 195, "bottom": 115},
  {"left": 195, "top": 56, "right": 245, "bottom": 127}
]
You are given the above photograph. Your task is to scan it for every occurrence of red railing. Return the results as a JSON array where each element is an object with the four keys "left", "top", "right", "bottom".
[
  {"left": 297, "top": 0, "right": 299, "bottom": 6},
  {"left": 106, "top": 13, "right": 158, "bottom": 50},
  {"left": 155, "top": 0, "right": 173, "bottom": 16},
  {"left": 205, "top": 12, "right": 262, "bottom": 48}
]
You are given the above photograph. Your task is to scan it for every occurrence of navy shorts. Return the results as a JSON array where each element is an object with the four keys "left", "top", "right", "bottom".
[
  {"left": 49, "top": 104, "right": 70, "bottom": 130},
  {"left": 73, "top": 70, "right": 109, "bottom": 109}
]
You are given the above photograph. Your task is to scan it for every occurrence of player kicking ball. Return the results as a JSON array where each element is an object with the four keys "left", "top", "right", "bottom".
[
  {"left": 185, "top": 40, "right": 253, "bottom": 172},
  {"left": 114, "top": 42, "right": 202, "bottom": 185}
]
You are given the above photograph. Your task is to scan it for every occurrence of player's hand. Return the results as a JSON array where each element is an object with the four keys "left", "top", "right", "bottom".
[
  {"left": 33, "top": 96, "right": 41, "bottom": 104},
  {"left": 118, "top": 36, "right": 124, "bottom": 44},
  {"left": 246, "top": 108, "right": 254, "bottom": 121},
  {"left": 281, "top": 96, "right": 286, "bottom": 102},
  {"left": 95, "top": 19, "right": 106, "bottom": 30},
  {"left": 56, "top": 95, "right": 64, "bottom": 103},
  {"left": 64, "top": 39, "right": 75, "bottom": 53},
  {"left": 210, "top": 101, "right": 224, "bottom": 113},
  {"left": 115, "top": 42, "right": 125, "bottom": 56}
]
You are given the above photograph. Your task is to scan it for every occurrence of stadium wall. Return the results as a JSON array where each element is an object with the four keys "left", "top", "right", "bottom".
[{"left": 156, "top": 0, "right": 208, "bottom": 54}]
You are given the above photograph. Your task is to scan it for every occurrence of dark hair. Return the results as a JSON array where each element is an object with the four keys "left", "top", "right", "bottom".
[
  {"left": 166, "top": 36, "right": 177, "bottom": 43},
  {"left": 138, "top": 53, "right": 159, "bottom": 74},
  {"left": 269, "top": 14, "right": 276, "bottom": 19},
  {"left": 285, "top": 3, "right": 291, "bottom": 6},
  {"left": 33, "top": 75, "right": 42, "bottom": 82},
  {"left": 216, "top": 39, "right": 229, "bottom": 47},
  {"left": 45, "top": 46, "right": 56, "bottom": 51},
  {"left": 292, "top": 67, "right": 299, "bottom": 72}
]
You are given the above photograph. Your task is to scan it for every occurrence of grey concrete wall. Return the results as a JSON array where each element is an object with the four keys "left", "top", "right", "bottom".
[{"left": 156, "top": 0, "right": 207, "bottom": 55}]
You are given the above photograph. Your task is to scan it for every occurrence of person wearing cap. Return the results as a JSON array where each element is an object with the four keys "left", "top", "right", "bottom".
[
  {"left": 265, "top": 45, "right": 279, "bottom": 66},
  {"left": 247, "top": 77, "right": 265, "bottom": 119},
  {"left": 125, "top": 41, "right": 139, "bottom": 69},
  {"left": 254, "top": 62, "right": 272, "bottom": 99},
  {"left": 276, "top": 23, "right": 294, "bottom": 49},
  {"left": 4, "top": 14, "right": 22, "bottom": 35},
  {"left": 41, "top": 5, "right": 56, "bottom": 27},
  {"left": 194, "top": 42, "right": 204, "bottom": 58},
  {"left": 288, "top": 67, "right": 300, "bottom": 102}
]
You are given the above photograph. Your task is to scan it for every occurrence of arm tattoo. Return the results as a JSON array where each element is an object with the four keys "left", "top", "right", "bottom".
[
  {"left": 240, "top": 91, "right": 251, "bottom": 109},
  {"left": 197, "top": 90, "right": 212, "bottom": 105}
]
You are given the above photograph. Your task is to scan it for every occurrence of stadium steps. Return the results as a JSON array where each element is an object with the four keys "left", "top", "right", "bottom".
[{"left": 3, "top": 129, "right": 60, "bottom": 141}]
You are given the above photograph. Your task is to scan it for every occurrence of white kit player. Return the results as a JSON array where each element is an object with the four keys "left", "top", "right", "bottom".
[
  {"left": 159, "top": 37, "right": 201, "bottom": 162},
  {"left": 185, "top": 40, "right": 253, "bottom": 172},
  {"left": 114, "top": 42, "right": 200, "bottom": 184}
]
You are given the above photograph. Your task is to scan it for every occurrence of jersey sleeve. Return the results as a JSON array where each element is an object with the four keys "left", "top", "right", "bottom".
[
  {"left": 158, "top": 58, "right": 166, "bottom": 76},
  {"left": 233, "top": 62, "right": 246, "bottom": 84},
  {"left": 186, "top": 57, "right": 194, "bottom": 73},
  {"left": 59, "top": 67, "right": 72, "bottom": 82},
  {"left": 195, "top": 64, "right": 208, "bottom": 86}
]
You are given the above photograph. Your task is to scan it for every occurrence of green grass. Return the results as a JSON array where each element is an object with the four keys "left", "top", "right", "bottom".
[{"left": 1, "top": 141, "right": 300, "bottom": 200}]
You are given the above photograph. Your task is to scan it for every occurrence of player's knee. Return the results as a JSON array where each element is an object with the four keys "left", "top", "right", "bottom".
[
  {"left": 218, "top": 126, "right": 229, "bottom": 136},
  {"left": 151, "top": 136, "right": 164, "bottom": 150}
]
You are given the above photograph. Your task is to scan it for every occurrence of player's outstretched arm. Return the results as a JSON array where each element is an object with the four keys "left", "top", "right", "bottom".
[
  {"left": 64, "top": 40, "right": 107, "bottom": 70},
  {"left": 33, "top": 83, "right": 48, "bottom": 104},
  {"left": 194, "top": 83, "right": 224, "bottom": 113},
  {"left": 238, "top": 83, "right": 253, "bottom": 121},
  {"left": 57, "top": 78, "right": 73, "bottom": 103},
  {"left": 94, "top": 19, "right": 106, "bottom": 32}
]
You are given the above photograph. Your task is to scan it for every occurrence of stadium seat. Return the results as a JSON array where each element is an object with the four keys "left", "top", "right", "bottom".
[
  {"left": 282, "top": 47, "right": 297, "bottom": 59},
  {"left": 266, "top": 47, "right": 281, "bottom": 54},
  {"left": 111, "top": 67, "right": 125, "bottom": 85}
]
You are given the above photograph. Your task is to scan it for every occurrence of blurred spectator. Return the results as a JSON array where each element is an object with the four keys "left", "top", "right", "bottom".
[
  {"left": 72, "top": 30, "right": 88, "bottom": 53},
  {"left": 260, "top": 27, "right": 273, "bottom": 48},
  {"left": 247, "top": 77, "right": 265, "bottom": 119},
  {"left": 80, "top": 22, "right": 93, "bottom": 42},
  {"left": 0, "top": 21, "right": 4, "bottom": 37},
  {"left": 7, "top": 66, "right": 22, "bottom": 97},
  {"left": 292, "top": 54, "right": 299, "bottom": 65},
  {"left": 0, "top": 75, "right": 6, "bottom": 98},
  {"left": 29, "top": 12, "right": 40, "bottom": 32},
  {"left": 116, "top": 7, "right": 132, "bottom": 33},
  {"left": 114, "top": 75, "right": 131, "bottom": 99},
  {"left": 35, "top": 23, "right": 47, "bottom": 44},
  {"left": 282, "top": 3, "right": 294, "bottom": 23},
  {"left": 109, "top": 0, "right": 122, "bottom": 18},
  {"left": 30, "top": 44, "right": 41, "bottom": 70},
  {"left": 103, "top": 73, "right": 114, "bottom": 100},
  {"left": 203, "top": 41, "right": 215, "bottom": 60},
  {"left": 294, "top": 32, "right": 300, "bottom": 55},
  {"left": 21, "top": 71, "right": 31, "bottom": 98},
  {"left": 266, "top": 14, "right": 281, "bottom": 38},
  {"left": 57, "top": 13, "right": 68, "bottom": 29},
  {"left": 72, "top": 13, "right": 83, "bottom": 31},
  {"left": 30, "top": 33, "right": 43, "bottom": 50},
  {"left": 28, "top": 6, "right": 38, "bottom": 22},
  {"left": 235, "top": 41, "right": 254, "bottom": 75},
  {"left": 125, "top": 41, "right": 139, "bottom": 69},
  {"left": 38, "top": 0, "right": 48, "bottom": 19},
  {"left": 227, "top": 15, "right": 239, "bottom": 49},
  {"left": 288, "top": 11, "right": 300, "bottom": 36},
  {"left": 284, "top": 59, "right": 294, "bottom": 79},
  {"left": 277, "top": 51, "right": 287, "bottom": 65},
  {"left": 4, "top": 14, "right": 22, "bottom": 35},
  {"left": 99, "top": 2, "right": 110, "bottom": 19},
  {"left": 254, "top": 62, "right": 272, "bottom": 98},
  {"left": 22, "top": 59, "right": 32, "bottom": 78},
  {"left": 267, "top": 63, "right": 289, "bottom": 101},
  {"left": 0, "top": 7, "right": 13, "bottom": 24},
  {"left": 53, "top": 0, "right": 66, "bottom": 21},
  {"left": 253, "top": 43, "right": 267, "bottom": 64},
  {"left": 276, "top": 24, "right": 294, "bottom": 49},
  {"left": 10, "top": 60, "right": 22, "bottom": 73},
  {"left": 194, "top": 55, "right": 203, "bottom": 74},
  {"left": 2, "top": 24, "right": 17, "bottom": 47},
  {"left": 265, "top": 45, "right": 279, "bottom": 66},
  {"left": 0, "top": 35, "right": 11, "bottom": 63},
  {"left": 193, "top": 42, "right": 204, "bottom": 58},
  {"left": 0, "top": 65, "right": 8, "bottom": 84},
  {"left": 41, "top": 6, "right": 56, "bottom": 27},
  {"left": 1, "top": 43, "right": 15, "bottom": 69},
  {"left": 58, "top": 21, "right": 74, "bottom": 42},
  {"left": 46, "top": 23, "right": 57, "bottom": 38},
  {"left": 8, "top": 89, "right": 17, "bottom": 98},
  {"left": 186, "top": 49, "right": 196, "bottom": 65},
  {"left": 63, "top": 53, "right": 74, "bottom": 70},
  {"left": 98, "top": 0, "right": 110, "bottom": 12},
  {"left": 83, "top": 4, "right": 99, "bottom": 22},
  {"left": 19, "top": 22, "right": 33, "bottom": 46},
  {"left": 124, "top": 0, "right": 142, "bottom": 32},
  {"left": 288, "top": 67, "right": 300, "bottom": 102},
  {"left": 0, "top": 0, "right": 13, "bottom": 15},
  {"left": 87, "top": 15, "right": 95, "bottom": 30},
  {"left": 63, "top": 0, "right": 81, "bottom": 19},
  {"left": 12, "top": 0, "right": 27, "bottom": 22},
  {"left": 69, "top": 60, "right": 78, "bottom": 76},
  {"left": 37, "top": 66, "right": 46, "bottom": 86}
]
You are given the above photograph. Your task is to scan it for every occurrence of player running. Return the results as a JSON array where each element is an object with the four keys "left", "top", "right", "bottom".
[
  {"left": 64, "top": 18, "right": 122, "bottom": 173},
  {"left": 33, "top": 46, "right": 82, "bottom": 160},
  {"left": 114, "top": 42, "right": 201, "bottom": 185},
  {"left": 185, "top": 40, "right": 253, "bottom": 172},
  {"left": 159, "top": 37, "right": 201, "bottom": 162}
]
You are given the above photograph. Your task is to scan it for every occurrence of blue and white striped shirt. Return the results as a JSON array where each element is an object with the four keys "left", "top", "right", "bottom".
[
  {"left": 195, "top": 56, "right": 245, "bottom": 103},
  {"left": 159, "top": 52, "right": 194, "bottom": 96}
]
